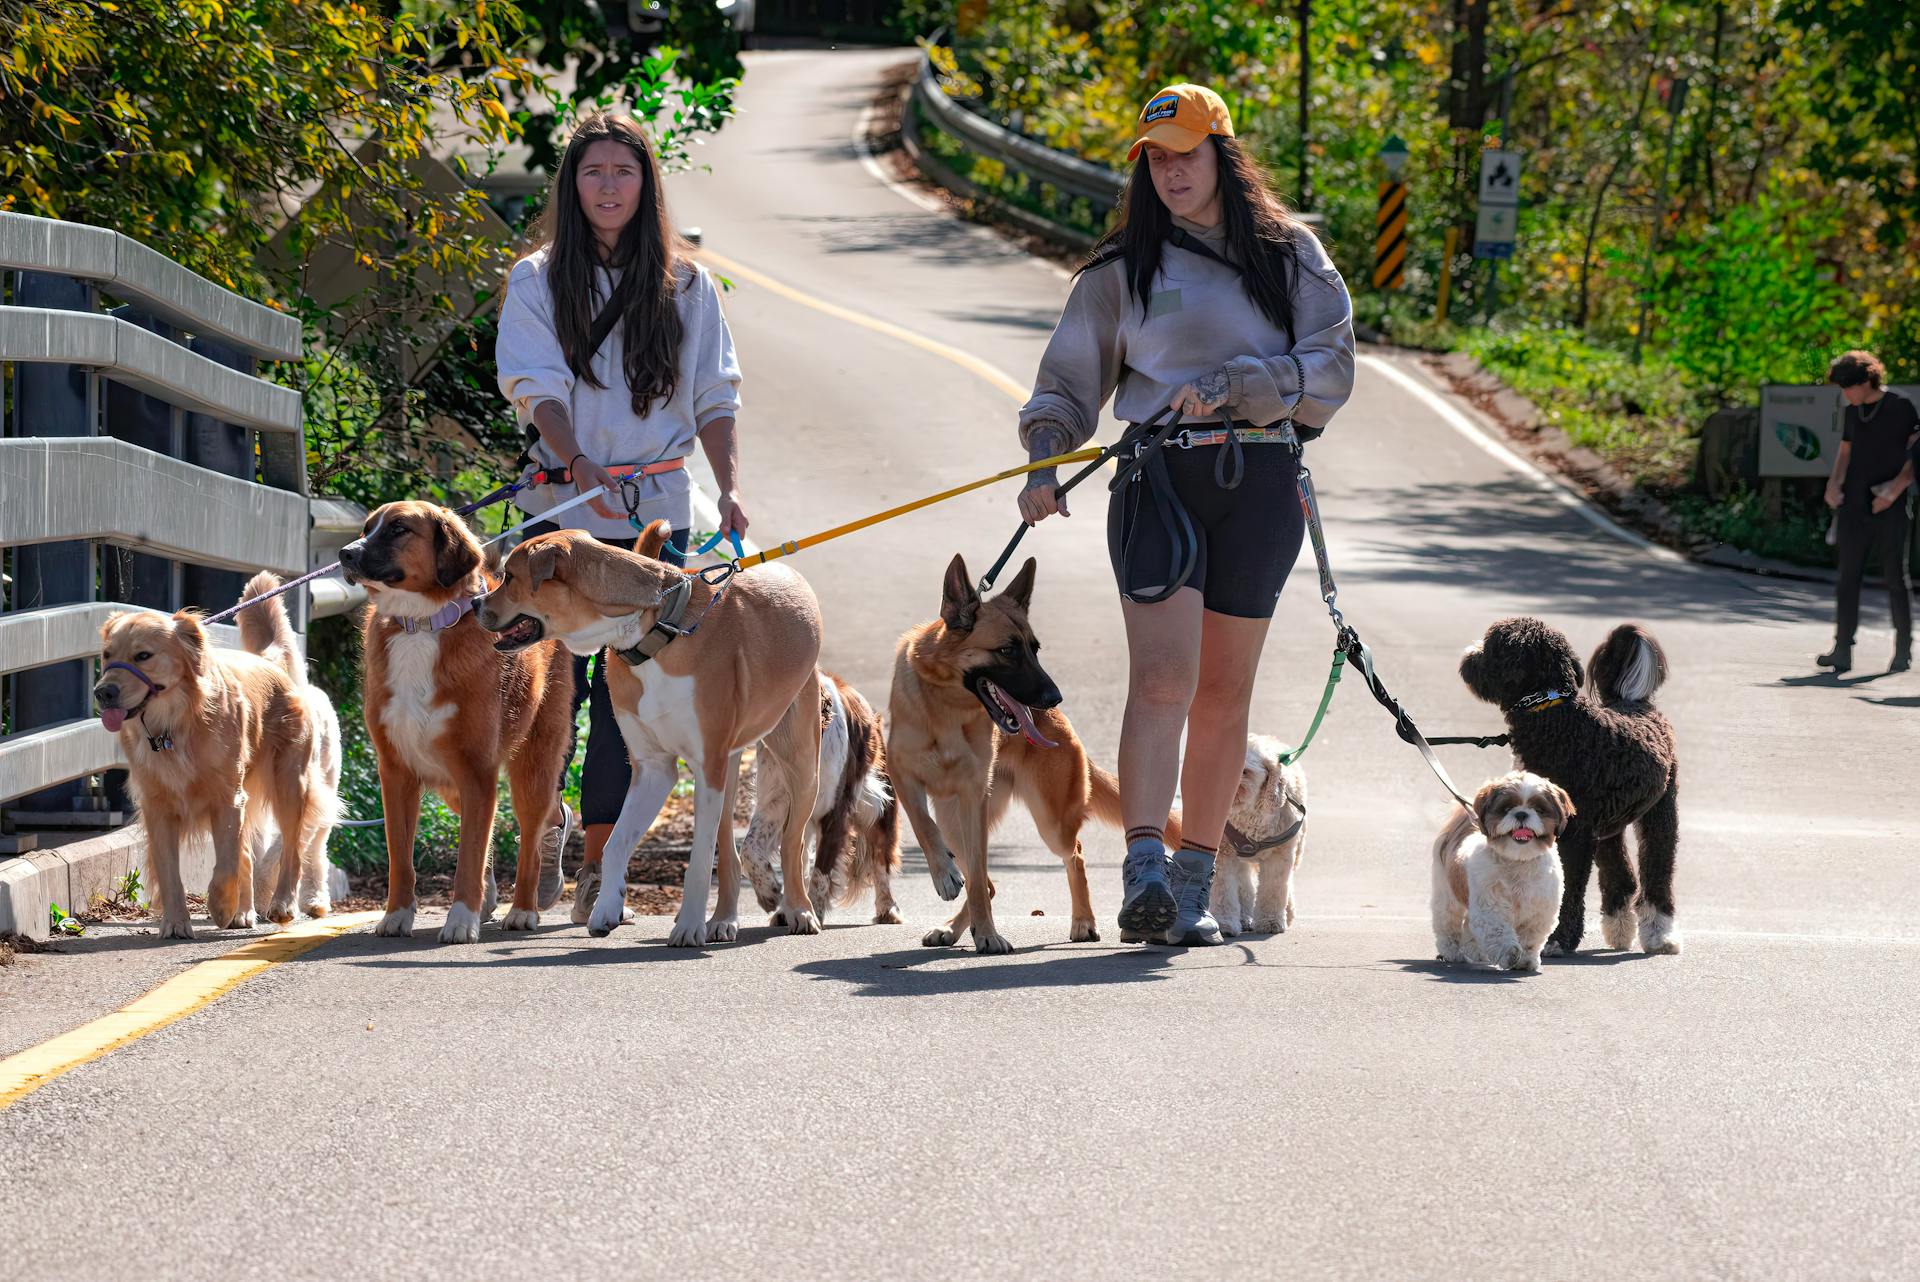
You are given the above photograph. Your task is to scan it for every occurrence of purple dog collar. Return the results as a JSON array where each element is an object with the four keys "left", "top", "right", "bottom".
[{"left": 400, "top": 596, "right": 474, "bottom": 634}]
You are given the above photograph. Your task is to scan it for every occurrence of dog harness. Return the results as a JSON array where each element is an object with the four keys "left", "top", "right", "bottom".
[
  {"left": 610, "top": 565, "right": 736, "bottom": 668},
  {"left": 1224, "top": 796, "right": 1307, "bottom": 859}
]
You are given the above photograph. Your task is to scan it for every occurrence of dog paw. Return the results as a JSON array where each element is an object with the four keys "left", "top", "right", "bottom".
[
  {"left": 1602, "top": 907, "right": 1639, "bottom": 951},
  {"left": 300, "top": 899, "right": 330, "bottom": 919},
  {"left": 1540, "top": 937, "right": 1567, "bottom": 958},
  {"left": 1253, "top": 914, "right": 1287, "bottom": 934},
  {"left": 1219, "top": 918, "right": 1243, "bottom": 938},
  {"left": 213, "top": 908, "right": 257, "bottom": 930},
  {"left": 922, "top": 926, "right": 960, "bottom": 947},
  {"left": 666, "top": 920, "right": 708, "bottom": 948},
  {"left": 587, "top": 898, "right": 629, "bottom": 938},
  {"left": 501, "top": 907, "right": 540, "bottom": 932},
  {"left": 871, "top": 907, "right": 904, "bottom": 925},
  {"left": 264, "top": 897, "right": 296, "bottom": 926},
  {"left": 971, "top": 928, "right": 1014, "bottom": 955},
  {"left": 374, "top": 906, "right": 416, "bottom": 937},
  {"left": 1639, "top": 911, "right": 1683, "bottom": 956},
  {"left": 704, "top": 916, "right": 739, "bottom": 943},
  {"left": 928, "top": 859, "right": 965, "bottom": 902},
  {"left": 1070, "top": 918, "right": 1100, "bottom": 943},
  {"left": 438, "top": 903, "right": 482, "bottom": 945},
  {"left": 775, "top": 906, "right": 820, "bottom": 936},
  {"left": 158, "top": 915, "right": 196, "bottom": 941}
]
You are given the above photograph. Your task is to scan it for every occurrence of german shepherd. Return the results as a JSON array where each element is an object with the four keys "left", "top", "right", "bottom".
[{"left": 889, "top": 554, "right": 1162, "bottom": 953}]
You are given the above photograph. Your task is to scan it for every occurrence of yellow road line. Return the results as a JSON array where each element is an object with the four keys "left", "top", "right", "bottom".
[
  {"left": 699, "top": 248, "right": 1028, "bottom": 402},
  {"left": 0, "top": 911, "right": 381, "bottom": 1110}
]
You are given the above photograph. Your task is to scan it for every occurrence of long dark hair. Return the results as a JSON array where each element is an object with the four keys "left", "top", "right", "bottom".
[
  {"left": 1080, "top": 136, "right": 1310, "bottom": 344},
  {"left": 531, "top": 112, "right": 691, "bottom": 414}
]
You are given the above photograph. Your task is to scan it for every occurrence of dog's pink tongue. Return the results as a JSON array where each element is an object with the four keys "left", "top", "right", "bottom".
[
  {"left": 1513, "top": 827, "right": 1536, "bottom": 843},
  {"left": 101, "top": 707, "right": 127, "bottom": 733},
  {"left": 1007, "top": 698, "right": 1059, "bottom": 750}
]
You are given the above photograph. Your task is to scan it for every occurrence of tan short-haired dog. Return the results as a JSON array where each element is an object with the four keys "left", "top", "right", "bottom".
[
  {"left": 339, "top": 500, "right": 573, "bottom": 944},
  {"left": 477, "top": 521, "right": 824, "bottom": 947}
]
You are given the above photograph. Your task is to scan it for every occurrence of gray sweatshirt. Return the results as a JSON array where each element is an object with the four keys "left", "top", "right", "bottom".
[
  {"left": 1018, "top": 216, "right": 1355, "bottom": 457},
  {"left": 497, "top": 248, "right": 741, "bottom": 537}
]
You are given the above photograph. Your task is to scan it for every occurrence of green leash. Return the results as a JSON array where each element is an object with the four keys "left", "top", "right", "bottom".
[{"left": 1278, "top": 646, "right": 1345, "bottom": 767}]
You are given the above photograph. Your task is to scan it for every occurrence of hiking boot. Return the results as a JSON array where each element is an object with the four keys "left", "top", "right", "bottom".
[
  {"left": 1817, "top": 643, "right": 1852, "bottom": 674},
  {"left": 537, "top": 801, "right": 572, "bottom": 911},
  {"left": 1164, "top": 848, "right": 1223, "bottom": 947},
  {"left": 1117, "top": 845, "right": 1176, "bottom": 939}
]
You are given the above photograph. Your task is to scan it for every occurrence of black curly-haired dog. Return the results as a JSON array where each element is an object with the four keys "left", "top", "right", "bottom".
[{"left": 1460, "top": 618, "right": 1680, "bottom": 956}]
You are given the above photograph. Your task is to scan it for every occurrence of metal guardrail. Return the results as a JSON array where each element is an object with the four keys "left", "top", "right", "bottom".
[
  {"left": 912, "top": 54, "right": 1125, "bottom": 208},
  {"left": 908, "top": 50, "right": 1324, "bottom": 242},
  {"left": 0, "top": 213, "right": 352, "bottom": 826}
]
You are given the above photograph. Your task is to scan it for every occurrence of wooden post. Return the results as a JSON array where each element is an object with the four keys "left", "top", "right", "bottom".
[{"left": 1437, "top": 225, "right": 1459, "bottom": 324}]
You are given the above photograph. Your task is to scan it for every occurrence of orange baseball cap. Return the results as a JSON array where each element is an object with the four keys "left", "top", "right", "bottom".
[{"left": 1126, "top": 84, "right": 1235, "bottom": 162}]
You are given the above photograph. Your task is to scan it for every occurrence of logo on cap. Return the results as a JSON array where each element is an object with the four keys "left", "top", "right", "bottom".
[{"left": 1143, "top": 94, "right": 1180, "bottom": 124}]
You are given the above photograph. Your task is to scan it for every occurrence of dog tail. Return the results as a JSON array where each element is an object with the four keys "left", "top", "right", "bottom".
[
  {"left": 237, "top": 572, "right": 303, "bottom": 682},
  {"left": 1433, "top": 802, "right": 1477, "bottom": 866},
  {"left": 1588, "top": 623, "right": 1668, "bottom": 706}
]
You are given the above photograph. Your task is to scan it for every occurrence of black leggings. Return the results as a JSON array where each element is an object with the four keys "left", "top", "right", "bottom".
[
  {"left": 525, "top": 521, "right": 688, "bottom": 826},
  {"left": 1106, "top": 442, "right": 1306, "bottom": 618},
  {"left": 1834, "top": 499, "right": 1913, "bottom": 647}
]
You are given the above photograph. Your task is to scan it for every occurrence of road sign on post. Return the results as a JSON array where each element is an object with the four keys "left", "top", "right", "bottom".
[
  {"left": 1473, "top": 148, "right": 1521, "bottom": 260},
  {"left": 1372, "top": 137, "right": 1409, "bottom": 291}
]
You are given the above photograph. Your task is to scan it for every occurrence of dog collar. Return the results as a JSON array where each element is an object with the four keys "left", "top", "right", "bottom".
[
  {"left": 613, "top": 576, "right": 693, "bottom": 668},
  {"left": 1224, "top": 797, "right": 1307, "bottom": 858},
  {"left": 399, "top": 596, "right": 474, "bottom": 634},
  {"left": 1510, "top": 689, "right": 1570, "bottom": 715}
]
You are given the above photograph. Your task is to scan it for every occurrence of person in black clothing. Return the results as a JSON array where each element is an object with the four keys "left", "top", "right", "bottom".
[{"left": 1820, "top": 349, "right": 1916, "bottom": 673}]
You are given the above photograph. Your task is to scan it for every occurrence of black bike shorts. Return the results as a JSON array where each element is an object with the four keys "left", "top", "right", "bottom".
[{"left": 1106, "top": 442, "right": 1306, "bottom": 619}]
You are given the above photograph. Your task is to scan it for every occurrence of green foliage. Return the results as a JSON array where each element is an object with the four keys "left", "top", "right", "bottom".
[
  {"left": 48, "top": 903, "right": 83, "bottom": 937},
  {"left": 1668, "top": 487, "right": 1835, "bottom": 568},
  {"left": 1652, "top": 197, "right": 1858, "bottom": 400},
  {"left": 0, "top": 0, "right": 527, "bottom": 294}
]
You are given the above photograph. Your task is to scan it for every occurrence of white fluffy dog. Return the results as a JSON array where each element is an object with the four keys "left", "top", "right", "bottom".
[
  {"left": 1214, "top": 735, "right": 1308, "bottom": 936},
  {"left": 247, "top": 676, "right": 342, "bottom": 922},
  {"left": 1431, "top": 770, "right": 1574, "bottom": 972}
]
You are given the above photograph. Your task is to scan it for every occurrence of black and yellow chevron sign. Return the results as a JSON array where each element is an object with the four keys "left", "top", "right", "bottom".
[{"left": 1373, "top": 180, "right": 1408, "bottom": 290}]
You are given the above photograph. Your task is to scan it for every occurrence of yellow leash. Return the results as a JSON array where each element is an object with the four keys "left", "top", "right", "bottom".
[{"left": 733, "top": 447, "right": 1105, "bottom": 569}]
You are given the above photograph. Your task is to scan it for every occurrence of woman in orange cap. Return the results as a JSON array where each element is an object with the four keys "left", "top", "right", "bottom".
[{"left": 1015, "top": 84, "right": 1355, "bottom": 946}]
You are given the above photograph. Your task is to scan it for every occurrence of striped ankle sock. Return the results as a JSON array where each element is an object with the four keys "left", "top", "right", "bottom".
[
  {"left": 1125, "top": 826, "right": 1164, "bottom": 857},
  {"left": 1178, "top": 838, "right": 1218, "bottom": 858}
]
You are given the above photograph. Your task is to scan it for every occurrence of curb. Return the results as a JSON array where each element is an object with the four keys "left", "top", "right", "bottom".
[{"left": 0, "top": 825, "right": 207, "bottom": 942}]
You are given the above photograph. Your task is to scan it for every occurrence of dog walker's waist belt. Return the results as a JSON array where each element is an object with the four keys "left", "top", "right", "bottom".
[{"left": 529, "top": 457, "right": 686, "bottom": 487}]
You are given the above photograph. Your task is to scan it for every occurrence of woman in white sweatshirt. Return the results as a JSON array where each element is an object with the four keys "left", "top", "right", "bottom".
[
  {"left": 1015, "top": 85, "right": 1355, "bottom": 946},
  {"left": 497, "top": 111, "right": 746, "bottom": 918}
]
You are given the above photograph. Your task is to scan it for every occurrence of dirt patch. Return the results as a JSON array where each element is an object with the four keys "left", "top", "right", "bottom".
[{"left": 337, "top": 774, "right": 761, "bottom": 918}]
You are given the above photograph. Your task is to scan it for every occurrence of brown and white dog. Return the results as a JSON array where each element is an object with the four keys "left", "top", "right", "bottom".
[
  {"left": 1431, "top": 771, "right": 1574, "bottom": 973},
  {"left": 1215, "top": 734, "right": 1308, "bottom": 936},
  {"left": 93, "top": 574, "right": 338, "bottom": 938},
  {"left": 339, "top": 500, "right": 573, "bottom": 944},
  {"left": 476, "top": 519, "right": 824, "bottom": 947},
  {"left": 889, "top": 554, "right": 1151, "bottom": 954},
  {"left": 738, "top": 669, "right": 902, "bottom": 926}
]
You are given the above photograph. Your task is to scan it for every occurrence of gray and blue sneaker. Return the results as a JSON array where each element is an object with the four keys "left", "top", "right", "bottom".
[
  {"left": 1117, "top": 843, "right": 1177, "bottom": 939},
  {"left": 1164, "top": 848, "right": 1223, "bottom": 946},
  {"left": 536, "top": 801, "right": 573, "bottom": 911}
]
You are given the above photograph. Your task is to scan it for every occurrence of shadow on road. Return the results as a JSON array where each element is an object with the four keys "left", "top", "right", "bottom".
[
  {"left": 795, "top": 941, "right": 1181, "bottom": 995},
  {"left": 1332, "top": 480, "right": 1829, "bottom": 625},
  {"left": 1391, "top": 950, "right": 1644, "bottom": 983},
  {"left": 1858, "top": 693, "right": 1920, "bottom": 708},
  {"left": 1773, "top": 670, "right": 1892, "bottom": 689}
]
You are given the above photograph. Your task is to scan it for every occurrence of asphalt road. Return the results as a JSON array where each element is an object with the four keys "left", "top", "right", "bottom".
[{"left": 4, "top": 48, "right": 1917, "bottom": 1282}]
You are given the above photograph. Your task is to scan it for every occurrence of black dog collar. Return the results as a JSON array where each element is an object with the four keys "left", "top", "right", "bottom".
[{"left": 1510, "top": 688, "right": 1571, "bottom": 715}]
